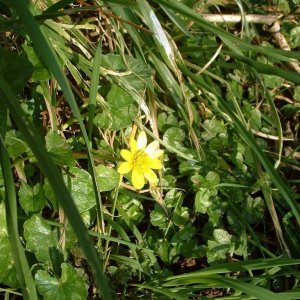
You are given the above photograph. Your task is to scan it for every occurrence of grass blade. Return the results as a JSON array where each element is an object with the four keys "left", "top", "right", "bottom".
[
  {"left": 10, "top": 0, "right": 106, "bottom": 236},
  {"left": 153, "top": 0, "right": 300, "bottom": 60},
  {"left": 0, "top": 106, "right": 38, "bottom": 300},
  {"left": 88, "top": 41, "right": 102, "bottom": 141},
  {"left": 179, "top": 65, "right": 300, "bottom": 226},
  {"left": 163, "top": 275, "right": 285, "bottom": 300},
  {"left": 0, "top": 74, "right": 111, "bottom": 299}
]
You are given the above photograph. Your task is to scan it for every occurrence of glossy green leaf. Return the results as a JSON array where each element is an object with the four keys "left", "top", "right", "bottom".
[
  {"left": 19, "top": 183, "right": 46, "bottom": 215},
  {"left": 163, "top": 127, "right": 185, "bottom": 149},
  {"left": 0, "top": 204, "right": 17, "bottom": 287},
  {"left": 5, "top": 130, "right": 30, "bottom": 158},
  {"left": 0, "top": 236, "right": 18, "bottom": 287},
  {"left": 96, "top": 164, "right": 120, "bottom": 192},
  {"left": 213, "top": 229, "right": 232, "bottom": 244},
  {"left": 171, "top": 206, "right": 189, "bottom": 226},
  {"left": 201, "top": 119, "right": 226, "bottom": 141},
  {"left": 157, "top": 112, "right": 179, "bottom": 132},
  {"left": 23, "top": 214, "right": 57, "bottom": 263},
  {"left": 63, "top": 167, "right": 96, "bottom": 213},
  {"left": 0, "top": 202, "right": 7, "bottom": 236},
  {"left": 165, "top": 189, "right": 183, "bottom": 208},
  {"left": 101, "top": 54, "right": 152, "bottom": 94},
  {"left": 44, "top": 167, "right": 96, "bottom": 213},
  {"left": 205, "top": 171, "right": 220, "bottom": 187},
  {"left": 150, "top": 204, "right": 168, "bottom": 229},
  {"left": 45, "top": 131, "right": 75, "bottom": 166},
  {"left": 117, "top": 193, "right": 144, "bottom": 225},
  {"left": 244, "top": 196, "right": 265, "bottom": 224},
  {"left": 171, "top": 222, "right": 196, "bottom": 242},
  {"left": 95, "top": 85, "right": 137, "bottom": 130},
  {"left": 35, "top": 263, "right": 87, "bottom": 300},
  {"left": 195, "top": 188, "right": 213, "bottom": 214}
]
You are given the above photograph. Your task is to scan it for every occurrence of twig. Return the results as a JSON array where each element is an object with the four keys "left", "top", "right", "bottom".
[{"left": 267, "top": 21, "right": 300, "bottom": 73}]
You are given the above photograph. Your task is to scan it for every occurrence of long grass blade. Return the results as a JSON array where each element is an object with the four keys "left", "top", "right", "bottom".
[
  {"left": 10, "top": 0, "right": 106, "bottom": 236},
  {"left": 0, "top": 106, "right": 38, "bottom": 300},
  {"left": 88, "top": 41, "right": 102, "bottom": 141},
  {"left": 0, "top": 74, "right": 111, "bottom": 299},
  {"left": 163, "top": 275, "right": 285, "bottom": 300},
  {"left": 153, "top": 0, "right": 300, "bottom": 60}
]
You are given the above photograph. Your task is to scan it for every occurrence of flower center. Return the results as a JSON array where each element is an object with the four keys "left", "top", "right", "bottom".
[{"left": 132, "top": 150, "right": 149, "bottom": 168}]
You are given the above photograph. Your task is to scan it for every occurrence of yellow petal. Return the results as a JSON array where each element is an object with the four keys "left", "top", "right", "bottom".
[
  {"left": 143, "top": 168, "right": 158, "bottom": 184},
  {"left": 132, "top": 167, "right": 145, "bottom": 189},
  {"left": 130, "top": 138, "right": 137, "bottom": 153},
  {"left": 149, "top": 158, "right": 163, "bottom": 169},
  {"left": 117, "top": 162, "right": 132, "bottom": 174},
  {"left": 120, "top": 149, "right": 133, "bottom": 162},
  {"left": 137, "top": 131, "right": 147, "bottom": 149}
]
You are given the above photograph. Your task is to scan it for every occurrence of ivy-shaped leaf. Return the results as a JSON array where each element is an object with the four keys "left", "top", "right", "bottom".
[
  {"left": 23, "top": 214, "right": 57, "bottom": 263},
  {"left": 35, "top": 263, "right": 87, "bottom": 300},
  {"left": 96, "top": 164, "right": 120, "bottom": 191},
  {"left": 95, "top": 85, "right": 137, "bottom": 130},
  {"left": 44, "top": 167, "right": 96, "bottom": 213},
  {"left": 19, "top": 183, "right": 46, "bottom": 215},
  {"left": 5, "top": 130, "right": 30, "bottom": 158},
  {"left": 45, "top": 131, "right": 75, "bottom": 166},
  {"left": 0, "top": 237, "right": 18, "bottom": 287},
  {"left": 0, "top": 203, "right": 18, "bottom": 287}
]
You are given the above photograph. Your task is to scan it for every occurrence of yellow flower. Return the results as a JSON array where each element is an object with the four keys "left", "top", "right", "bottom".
[{"left": 118, "top": 131, "right": 164, "bottom": 189}]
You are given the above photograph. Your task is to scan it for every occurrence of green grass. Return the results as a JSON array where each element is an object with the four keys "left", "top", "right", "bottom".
[{"left": 0, "top": 0, "right": 300, "bottom": 299}]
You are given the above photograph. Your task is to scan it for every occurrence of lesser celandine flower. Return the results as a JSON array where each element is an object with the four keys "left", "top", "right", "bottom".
[{"left": 118, "top": 131, "right": 164, "bottom": 189}]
